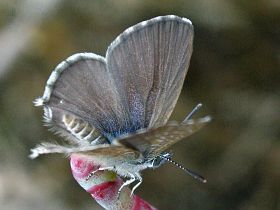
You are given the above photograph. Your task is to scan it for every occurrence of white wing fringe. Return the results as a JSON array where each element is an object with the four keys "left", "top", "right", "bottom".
[
  {"left": 29, "top": 143, "right": 73, "bottom": 159},
  {"left": 29, "top": 142, "right": 110, "bottom": 159}
]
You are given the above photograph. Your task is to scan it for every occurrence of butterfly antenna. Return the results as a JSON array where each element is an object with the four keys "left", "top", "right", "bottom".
[
  {"left": 161, "top": 155, "right": 207, "bottom": 183},
  {"left": 183, "top": 103, "right": 203, "bottom": 122}
]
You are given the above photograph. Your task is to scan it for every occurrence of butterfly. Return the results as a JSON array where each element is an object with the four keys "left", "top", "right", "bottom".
[{"left": 30, "top": 15, "right": 211, "bottom": 196}]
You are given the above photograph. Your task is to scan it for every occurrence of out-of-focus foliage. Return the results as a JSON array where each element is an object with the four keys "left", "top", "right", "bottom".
[{"left": 0, "top": 0, "right": 279, "bottom": 209}]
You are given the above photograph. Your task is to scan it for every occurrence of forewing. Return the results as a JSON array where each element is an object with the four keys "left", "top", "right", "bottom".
[
  {"left": 106, "top": 15, "right": 194, "bottom": 129},
  {"left": 34, "top": 53, "right": 130, "bottom": 142},
  {"left": 118, "top": 116, "right": 211, "bottom": 159}
]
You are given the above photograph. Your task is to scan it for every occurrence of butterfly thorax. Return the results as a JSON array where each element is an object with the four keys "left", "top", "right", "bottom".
[
  {"left": 114, "top": 161, "right": 151, "bottom": 178},
  {"left": 112, "top": 152, "right": 171, "bottom": 179}
]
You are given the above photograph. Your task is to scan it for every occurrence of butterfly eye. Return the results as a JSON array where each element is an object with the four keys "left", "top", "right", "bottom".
[{"left": 149, "top": 152, "right": 172, "bottom": 168}]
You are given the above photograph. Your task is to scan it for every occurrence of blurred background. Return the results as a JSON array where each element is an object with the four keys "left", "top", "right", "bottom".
[{"left": 0, "top": 0, "right": 279, "bottom": 209}]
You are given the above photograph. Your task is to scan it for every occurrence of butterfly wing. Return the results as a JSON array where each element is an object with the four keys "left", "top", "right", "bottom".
[
  {"left": 117, "top": 116, "right": 211, "bottom": 159},
  {"left": 29, "top": 142, "right": 139, "bottom": 162},
  {"left": 106, "top": 15, "right": 194, "bottom": 129},
  {"left": 34, "top": 53, "right": 130, "bottom": 142},
  {"left": 77, "top": 146, "right": 141, "bottom": 166},
  {"left": 35, "top": 15, "right": 193, "bottom": 146}
]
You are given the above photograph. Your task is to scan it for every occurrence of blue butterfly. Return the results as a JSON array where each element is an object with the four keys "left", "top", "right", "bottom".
[{"left": 30, "top": 15, "right": 210, "bottom": 196}]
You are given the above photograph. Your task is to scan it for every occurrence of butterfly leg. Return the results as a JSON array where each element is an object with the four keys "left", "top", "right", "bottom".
[
  {"left": 130, "top": 173, "right": 142, "bottom": 197},
  {"left": 117, "top": 173, "right": 136, "bottom": 196},
  {"left": 86, "top": 166, "right": 115, "bottom": 181}
]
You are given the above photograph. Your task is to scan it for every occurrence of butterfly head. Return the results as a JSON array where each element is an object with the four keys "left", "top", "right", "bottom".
[{"left": 147, "top": 152, "right": 172, "bottom": 169}]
